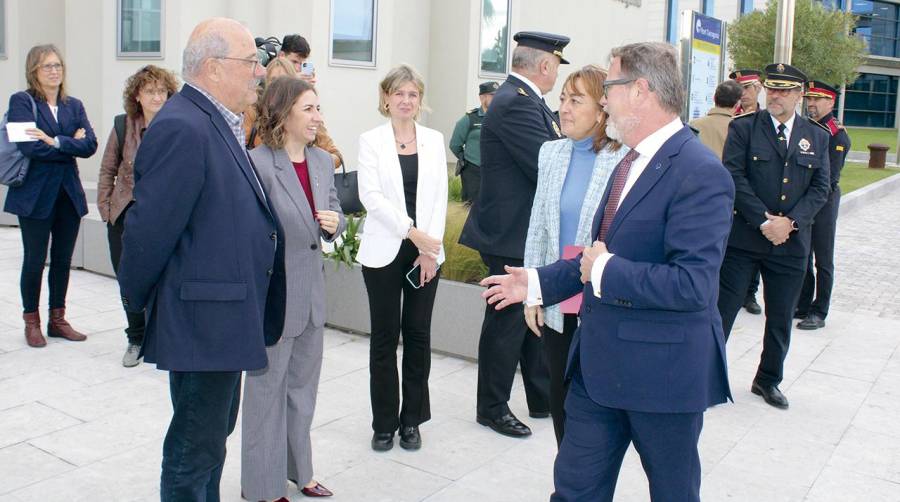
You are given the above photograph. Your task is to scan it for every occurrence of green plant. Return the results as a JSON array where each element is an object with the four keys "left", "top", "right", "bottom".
[
  {"left": 326, "top": 214, "right": 363, "bottom": 269},
  {"left": 448, "top": 174, "right": 463, "bottom": 203},
  {"left": 441, "top": 202, "right": 488, "bottom": 283},
  {"left": 728, "top": 0, "right": 867, "bottom": 86}
]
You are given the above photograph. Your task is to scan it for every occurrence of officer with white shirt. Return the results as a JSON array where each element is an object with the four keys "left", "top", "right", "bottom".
[{"left": 717, "top": 63, "right": 831, "bottom": 410}]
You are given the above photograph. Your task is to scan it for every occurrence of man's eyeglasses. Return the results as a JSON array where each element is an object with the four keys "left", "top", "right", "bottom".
[
  {"left": 38, "top": 63, "right": 64, "bottom": 73},
  {"left": 215, "top": 56, "right": 261, "bottom": 71},
  {"left": 602, "top": 78, "right": 636, "bottom": 92}
]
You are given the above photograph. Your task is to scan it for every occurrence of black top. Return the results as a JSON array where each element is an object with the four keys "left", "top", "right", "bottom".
[{"left": 398, "top": 153, "right": 418, "bottom": 225}]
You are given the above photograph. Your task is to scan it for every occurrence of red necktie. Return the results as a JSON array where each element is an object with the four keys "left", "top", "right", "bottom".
[{"left": 598, "top": 149, "right": 640, "bottom": 242}]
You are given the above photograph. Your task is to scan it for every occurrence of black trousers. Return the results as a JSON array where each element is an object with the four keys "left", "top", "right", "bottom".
[
  {"left": 542, "top": 313, "right": 577, "bottom": 447},
  {"left": 745, "top": 269, "right": 761, "bottom": 300},
  {"left": 107, "top": 202, "right": 146, "bottom": 344},
  {"left": 362, "top": 240, "right": 440, "bottom": 433},
  {"left": 476, "top": 253, "right": 550, "bottom": 419},
  {"left": 797, "top": 188, "right": 840, "bottom": 318},
  {"left": 460, "top": 163, "right": 481, "bottom": 203},
  {"left": 718, "top": 247, "right": 807, "bottom": 386},
  {"left": 17, "top": 190, "right": 81, "bottom": 313},
  {"left": 161, "top": 371, "right": 241, "bottom": 502}
]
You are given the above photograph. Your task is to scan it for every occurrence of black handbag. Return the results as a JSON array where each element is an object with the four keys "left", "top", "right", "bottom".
[{"left": 334, "top": 164, "right": 364, "bottom": 214}]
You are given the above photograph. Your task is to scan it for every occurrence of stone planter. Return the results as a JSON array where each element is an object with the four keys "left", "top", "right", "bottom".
[{"left": 323, "top": 260, "right": 485, "bottom": 360}]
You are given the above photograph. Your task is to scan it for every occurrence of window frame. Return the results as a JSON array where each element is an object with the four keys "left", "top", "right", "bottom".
[
  {"left": 0, "top": 0, "right": 7, "bottom": 60},
  {"left": 478, "top": 0, "right": 512, "bottom": 79},
  {"left": 328, "top": 0, "right": 379, "bottom": 69},
  {"left": 116, "top": 0, "right": 165, "bottom": 60}
]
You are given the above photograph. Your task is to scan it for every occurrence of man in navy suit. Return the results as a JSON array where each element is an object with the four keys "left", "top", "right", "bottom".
[
  {"left": 481, "top": 42, "right": 734, "bottom": 501},
  {"left": 117, "top": 18, "right": 274, "bottom": 501}
]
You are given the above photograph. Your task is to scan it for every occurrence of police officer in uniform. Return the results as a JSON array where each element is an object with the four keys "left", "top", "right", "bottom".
[
  {"left": 796, "top": 81, "right": 851, "bottom": 330},
  {"left": 718, "top": 63, "right": 831, "bottom": 409},
  {"left": 449, "top": 81, "right": 499, "bottom": 203},
  {"left": 730, "top": 68, "right": 765, "bottom": 314},
  {"left": 459, "top": 31, "right": 569, "bottom": 437}
]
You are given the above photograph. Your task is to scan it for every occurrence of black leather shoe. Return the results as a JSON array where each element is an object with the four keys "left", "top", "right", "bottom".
[
  {"left": 529, "top": 410, "right": 550, "bottom": 419},
  {"left": 371, "top": 432, "right": 394, "bottom": 451},
  {"left": 797, "top": 313, "right": 825, "bottom": 330},
  {"left": 476, "top": 413, "right": 532, "bottom": 437},
  {"left": 743, "top": 297, "right": 762, "bottom": 315},
  {"left": 751, "top": 381, "right": 789, "bottom": 409},
  {"left": 399, "top": 425, "right": 421, "bottom": 450}
]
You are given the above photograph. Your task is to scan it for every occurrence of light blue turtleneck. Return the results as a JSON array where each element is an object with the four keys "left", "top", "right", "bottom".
[{"left": 558, "top": 135, "right": 597, "bottom": 257}]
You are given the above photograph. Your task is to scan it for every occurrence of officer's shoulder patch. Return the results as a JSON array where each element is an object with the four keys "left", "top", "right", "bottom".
[
  {"left": 732, "top": 111, "right": 755, "bottom": 120},
  {"left": 825, "top": 117, "right": 841, "bottom": 136},
  {"left": 517, "top": 87, "right": 529, "bottom": 97}
]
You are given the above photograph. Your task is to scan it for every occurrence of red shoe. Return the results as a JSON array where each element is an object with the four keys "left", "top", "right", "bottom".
[{"left": 300, "top": 482, "right": 333, "bottom": 497}]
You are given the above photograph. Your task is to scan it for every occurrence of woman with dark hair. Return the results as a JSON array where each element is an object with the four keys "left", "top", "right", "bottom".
[
  {"left": 4, "top": 44, "right": 97, "bottom": 348},
  {"left": 97, "top": 64, "right": 178, "bottom": 367},
  {"left": 523, "top": 65, "right": 629, "bottom": 446},
  {"left": 241, "top": 76, "right": 344, "bottom": 501}
]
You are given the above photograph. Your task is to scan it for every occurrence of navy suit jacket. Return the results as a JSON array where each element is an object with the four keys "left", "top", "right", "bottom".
[
  {"left": 3, "top": 91, "right": 97, "bottom": 218},
  {"left": 459, "top": 75, "right": 562, "bottom": 259},
  {"left": 537, "top": 125, "right": 734, "bottom": 414},
  {"left": 117, "top": 85, "right": 277, "bottom": 372}
]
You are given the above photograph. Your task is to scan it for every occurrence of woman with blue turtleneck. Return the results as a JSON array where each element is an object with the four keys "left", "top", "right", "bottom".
[{"left": 523, "top": 65, "right": 629, "bottom": 446}]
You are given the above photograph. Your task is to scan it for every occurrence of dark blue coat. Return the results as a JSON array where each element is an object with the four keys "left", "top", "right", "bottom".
[
  {"left": 459, "top": 75, "right": 562, "bottom": 259},
  {"left": 117, "top": 85, "right": 278, "bottom": 372},
  {"left": 722, "top": 110, "right": 831, "bottom": 257},
  {"left": 3, "top": 91, "right": 96, "bottom": 218},
  {"left": 536, "top": 126, "right": 734, "bottom": 414}
]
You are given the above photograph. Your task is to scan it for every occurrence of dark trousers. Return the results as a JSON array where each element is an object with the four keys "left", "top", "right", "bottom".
[
  {"left": 542, "top": 314, "right": 577, "bottom": 446},
  {"left": 460, "top": 163, "right": 481, "bottom": 203},
  {"left": 17, "top": 190, "right": 81, "bottom": 313},
  {"left": 161, "top": 371, "right": 241, "bottom": 502},
  {"left": 551, "top": 367, "right": 703, "bottom": 502},
  {"left": 476, "top": 253, "right": 550, "bottom": 419},
  {"left": 745, "top": 269, "right": 761, "bottom": 300},
  {"left": 718, "top": 246, "right": 807, "bottom": 386},
  {"left": 362, "top": 240, "right": 440, "bottom": 433},
  {"left": 797, "top": 189, "right": 840, "bottom": 318},
  {"left": 107, "top": 203, "right": 146, "bottom": 344}
]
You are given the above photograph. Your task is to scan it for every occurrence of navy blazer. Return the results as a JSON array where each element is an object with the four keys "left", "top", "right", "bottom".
[
  {"left": 3, "top": 91, "right": 97, "bottom": 218},
  {"left": 537, "top": 126, "right": 734, "bottom": 414},
  {"left": 459, "top": 75, "right": 562, "bottom": 259},
  {"left": 117, "top": 85, "right": 278, "bottom": 372}
]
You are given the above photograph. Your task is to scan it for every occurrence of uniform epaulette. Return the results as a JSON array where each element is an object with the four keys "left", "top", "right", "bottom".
[
  {"left": 732, "top": 110, "right": 756, "bottom": 120},
  {"left": 517, "top": 87, "right": 529, "bottom": 97},
  {"left": 810, "top": 118, "right": 831, "bottom": 134},
  {"left": 467, "top": 107, "right": 480, "bottom": 115},
  {"left": 824, "top": 117, "right": 840, "bottom": 136}
]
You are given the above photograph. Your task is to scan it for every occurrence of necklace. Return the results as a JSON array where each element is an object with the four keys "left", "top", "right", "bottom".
[{"left": 395, "top": 133, "right": 416, "bottom": 150}]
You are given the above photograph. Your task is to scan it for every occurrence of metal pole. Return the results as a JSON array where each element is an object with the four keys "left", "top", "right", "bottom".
[
  {"left": 838, "top": 0, "right": 851, "bottom": 123},
  {"left": 774, "top": 0, "right": 796, "bottom": 63}
]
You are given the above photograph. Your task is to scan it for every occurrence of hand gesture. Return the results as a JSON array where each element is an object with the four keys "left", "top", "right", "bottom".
[
  {"left": 524, "top": 305, "right": 544, "bottom": 337},
  {"left": 415, "top": 254, "right": 438, "bottom": 287},
  {"left": 315, "top": 210, "right": 340, "bottom": 235},
  {"left": 761, "top": 212, "right": 792, "bottom": 246},
  {"left": 580, "top": 241, "right": 607, "bottom": 283},
  {"left": 26, "top": 128, "right": 54, "bottom": 146},
  {"left": 480, "top": 265, "right": 529, "bottom": 310}
]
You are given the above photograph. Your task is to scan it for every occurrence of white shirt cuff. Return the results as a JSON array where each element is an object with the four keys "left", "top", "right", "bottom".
[
  {"left": 525, "top": 268, "right": 543, "bottom": 306},
  {"left": 591, "top": 253, "right": 614, "bottom": 298},
  {"left": 53, "top": 137, "right": 61, "bottom": 149}
]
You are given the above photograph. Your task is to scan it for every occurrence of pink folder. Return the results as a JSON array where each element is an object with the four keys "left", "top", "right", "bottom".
[{"left": 559, "top": 245, "right": 585, "bottom": 314}]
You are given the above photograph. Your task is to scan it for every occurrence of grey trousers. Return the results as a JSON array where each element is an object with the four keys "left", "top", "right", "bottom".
[{"left": 241, "top": 321, "right": 324, "bottom": 500}]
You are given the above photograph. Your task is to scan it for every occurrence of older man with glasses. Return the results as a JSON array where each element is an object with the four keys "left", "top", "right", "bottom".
[{"left": 117, "top": 17, "right": 277, "bottom": 501}]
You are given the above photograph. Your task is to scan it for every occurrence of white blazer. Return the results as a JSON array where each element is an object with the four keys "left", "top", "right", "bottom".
[{"left": 356, "top": 121, "right": 448, "bottom": 268}]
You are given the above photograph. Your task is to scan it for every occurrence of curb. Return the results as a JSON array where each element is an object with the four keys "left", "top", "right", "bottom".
[{"left": 840, "top": 171, "right": 900, "bottom": 215}]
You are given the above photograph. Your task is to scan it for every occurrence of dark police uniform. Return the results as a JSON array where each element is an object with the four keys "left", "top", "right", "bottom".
[
  {"left": 459, "top": 31, "right": 568, "bottom": 430},
  {"left": 717, "top": 64, "right": 831, "bottom": 407},
  {"left": 796, "top": 81, "right": 851, "bottom": 328},
  {"left": 449, "top": 82, "right": 499, "bottom": 203}
]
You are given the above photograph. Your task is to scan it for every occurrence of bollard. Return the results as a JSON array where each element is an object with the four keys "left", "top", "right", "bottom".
[{"left": 868, "top": 143, "right": 889, "bottom": 169}]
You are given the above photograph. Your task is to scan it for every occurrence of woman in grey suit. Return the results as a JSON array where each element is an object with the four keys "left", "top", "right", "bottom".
[
  {"left": 523, "top": 65, "right": 628, "bottom": 446},
  {"left": 241, "top": 77, "right": 344, "bottom": 501}
]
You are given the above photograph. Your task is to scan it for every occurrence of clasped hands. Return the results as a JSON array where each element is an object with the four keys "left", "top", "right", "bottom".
[
  {"left": 408, "top": 227, "right": 441, "bottom": 287},
  {"left": 760, "top": 212, "right": 793, "bottom": 246}
]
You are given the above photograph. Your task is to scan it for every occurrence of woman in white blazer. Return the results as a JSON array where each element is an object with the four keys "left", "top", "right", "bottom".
[{"left": 357, "top": 64, "right": 448, "bottom": 452}]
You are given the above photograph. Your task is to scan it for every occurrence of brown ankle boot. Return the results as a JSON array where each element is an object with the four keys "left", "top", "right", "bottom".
[
  {"left": 24, "top": 311, "right": 47, "bottom": 348},
  {"left": 47, "top": 308, "right": 87, "bottom": 342}
]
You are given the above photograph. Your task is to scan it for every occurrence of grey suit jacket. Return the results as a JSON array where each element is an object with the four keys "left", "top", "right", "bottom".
[{"left": 250, "top": 144, "right": 346, "bottom": 338}]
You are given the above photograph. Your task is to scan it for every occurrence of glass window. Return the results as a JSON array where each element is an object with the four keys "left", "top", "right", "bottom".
[
  {"left": 851, "top": 0, "right": 900, "bottom": 57},
  {"left": 330, "top": 0, "right": 377, "bottom": 67},
  {"left": 479, "top": 0, "right": 510, "bottom": 77},
  {"left": 0, "top": 0, "right": 6, "bottom": 59},
  {"left": 117, "top": 0, "right": 163, "bottom": 58},
  {"left": 844, "top": 73, "right": 898, "bottom": 128}
]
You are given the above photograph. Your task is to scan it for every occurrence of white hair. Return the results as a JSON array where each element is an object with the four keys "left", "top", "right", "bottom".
[
  {"left": 182, "top": 31, "right": 230, "bottom": 83},
  {"left": 511, "top": 46, "right": 551, "bottom": 72}
]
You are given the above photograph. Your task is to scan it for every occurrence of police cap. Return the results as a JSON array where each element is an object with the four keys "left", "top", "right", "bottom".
[
  {"left": 513, "top": 31, "right": 570, "bottom": 64},
  {"left": 729, "top": 69, "right": 762, "bottom": 87},
  {"left": 479, "top": 81, "right": 500, "bottom": 95},
  {"left": 763, "top": 63, "right": 807, "bottom": 90},
  {"left": 804, "top": 80, "right": 838, "bottom": 100}
]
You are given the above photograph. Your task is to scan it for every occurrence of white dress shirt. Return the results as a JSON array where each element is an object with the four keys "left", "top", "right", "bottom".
[
  {"left": 770, "top": 112, "right": 796, "bottom": 144},
  {"left": 525, "top": 117, "right": 685, "bottom": 305}
]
